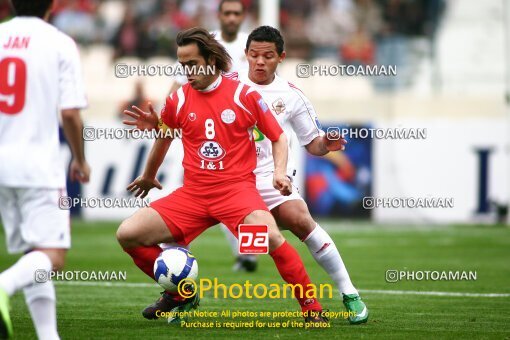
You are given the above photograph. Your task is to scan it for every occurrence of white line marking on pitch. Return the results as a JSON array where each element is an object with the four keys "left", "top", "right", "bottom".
[
  {"left": 53, "top": 281, "right": 510, "bottom": 297},
  {"left": 360, "top": 289, "right": 510, "bottom": 298},
  {"left": 55, "top": 281, "right": 156, "bottom": 288}
]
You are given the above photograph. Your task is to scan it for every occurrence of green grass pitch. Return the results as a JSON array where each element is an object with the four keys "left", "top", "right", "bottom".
[{"left": 1, "top": 221, "right": 509, "bottom": 339}]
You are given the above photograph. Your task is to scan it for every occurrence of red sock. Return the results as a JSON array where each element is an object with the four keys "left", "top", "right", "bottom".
[
  {"left": 123, "top": 245, "right": 162, "bottom": 280},
  {"left": 270, "top": 241, "right": 322, "bottom": 312}
]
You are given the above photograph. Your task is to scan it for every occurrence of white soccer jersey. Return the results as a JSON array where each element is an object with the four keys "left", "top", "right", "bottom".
[
  {"left": 211, "top": 30, "right": 249, "bottom": 73},
  {"left": 0, "top": 17, "right": 87, "bottom": 188},
  {"left": 174, "top": 30, "right": 249, "bottom": 85},
  {"left": 233, "top": 69, "right": 324, "bottom": 176}
]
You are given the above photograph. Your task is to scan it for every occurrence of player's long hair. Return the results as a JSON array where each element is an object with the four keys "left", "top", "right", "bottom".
[{"left": 176, "top": 27, "right": 232, "bottom": 73}]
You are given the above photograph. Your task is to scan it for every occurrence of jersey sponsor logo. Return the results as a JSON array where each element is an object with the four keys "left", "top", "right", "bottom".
[
  {"left": 252, "top": 127, "right": 265, "bottom": 142},
  {"left": 198, "top": 141, "right": 226, "bottom": 161},
  {"left": 188, "top": 112, "right": 197, "bottom": 121},
  {"left": 257, "top": 98, "right": 269, "bottom": 112},
  {"left": 272, "top": 98, "right": 286, "bottom": 115},
  {"left": 221, "top": 109, "right": 236, "bottom": 124}
]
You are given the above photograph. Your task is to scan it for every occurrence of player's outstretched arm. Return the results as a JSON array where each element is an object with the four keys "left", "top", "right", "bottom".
[
  {"left": 127, "top": 138, "right": 172, "bottom": 198},
  {"left": 127, "top": 137, "right": 172, "bottom": 198},
  {"left": 289, "top": 86, "right": 347, "bottom": 155},
  {"left": 123, "top": 102, "right": 159, "bottom": 131},
  {"left": 305, "top": 130, "right": 348, "bottom": 156},
  {"left": 62, "top": 108, "right": 90, "bottom": 183},
  {"left": 271, "top": 133, "right": 292, "bottom": 196}
]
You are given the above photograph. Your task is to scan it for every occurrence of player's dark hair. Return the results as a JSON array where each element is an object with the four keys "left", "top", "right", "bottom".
[
  {"left": 10, "top": 0, "right": 53, "bottom": 18},
  {"left": 246, "top": 26, "right": 285, "bottom": 55},
  {"left": 176, "top": 27, "right": 232, "bottom": 73},
  {"left": 218, "top": 0, "right": 245, "bottom": 13}
]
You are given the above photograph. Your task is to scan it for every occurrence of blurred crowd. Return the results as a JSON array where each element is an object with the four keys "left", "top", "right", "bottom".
[
  {"left": 1, "top": 0, "right": 444, "bottom": 60},
  {"left": 0, "top": 0, "right": 445, "bottom": 90}
]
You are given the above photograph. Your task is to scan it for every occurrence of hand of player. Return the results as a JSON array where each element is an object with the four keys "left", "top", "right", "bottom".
[
  {"left": 126, "top": 175, "right": 163, "bottom": 199},
  {"left": 273, "top": 172, "right": 292, "bottom": 196},
  {"left": 69, "top": 159, "right": 90, "bottom": 183},
  {"left": 123, "top": 102, "right": 159, "bottom": 131},
  {"left": 324, "top": 131, "right": 347, "bottom": 152}
]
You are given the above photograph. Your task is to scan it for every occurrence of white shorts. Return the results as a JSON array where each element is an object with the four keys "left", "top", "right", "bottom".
[
  {"left": 256, "top": 175, "right": 304, "bottom": 211},
  {"left": 0, "top": 187, "right": 71, "bottom": 254}
]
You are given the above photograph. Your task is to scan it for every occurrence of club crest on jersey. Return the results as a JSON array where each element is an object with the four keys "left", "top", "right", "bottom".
[
  {"left": 221, "top": 109, "right": 236, "bottom": 124},
  {"left": 272, "top": 98, "right": 286, "bottom": 115},
  {"left": 188, "top": 112, "right": 197, "bottom": 121},
  {"left": 258, "top": 98, "right": 269, "bottom": 112},
  {"left": 198, "top": 141, "right": 226, "bottom": 161}
]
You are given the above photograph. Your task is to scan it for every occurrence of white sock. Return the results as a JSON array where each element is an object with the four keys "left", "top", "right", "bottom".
[
  {"left": 303, "top": 224, "right": 358, "bottom": 295},
  {"left": 0, "top": 251, "right": 52, "bottom": 296},
  {"left": 24, "top": 281, "right": 60, "bottom": 340},
  {"left": 221, "top": 224, "right": 239, "bottom": 256}
]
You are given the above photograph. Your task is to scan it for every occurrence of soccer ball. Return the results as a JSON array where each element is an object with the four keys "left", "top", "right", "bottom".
[{"left": 153, "top": 247, "right": 198, "bottom": 292}]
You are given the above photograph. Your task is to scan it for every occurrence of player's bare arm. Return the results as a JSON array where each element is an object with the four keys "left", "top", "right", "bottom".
[
  {"left": 123, "top": 102, "right": 159, "bottom": 131},
  {"left": 61, "top": 108, "right": 90, "bottom": 183},
  {"left": 271, "top": 132, "right": 292, "bottom": 196},
  {"left": 127, "top": 137, "right": 171, "bottom": 198},
  {"left": 305, "top": 131, "right": 348, "bottom": 156}
]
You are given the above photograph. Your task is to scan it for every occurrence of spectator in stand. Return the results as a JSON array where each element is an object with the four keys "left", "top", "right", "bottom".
[
  {"left": 111, "top": 4, "right": 157, "bottom": 60},
  {"left": 354, "top": 0, "right": 382, "bottom": 38},
  {"left": 159, "top": 0, "right": 194, "bottom": 31},
  {"left": 132, "top": 0, "right": 159, "bottom": 19},
  {"left": 341, "top": 26, "right": 375, "bottom": 66},
  {"left": 424, "top": 0, "right": 445, "bottom": 39},
  {"left": 283, "top": 14, "right": 312, "bottom": 60},
  {"left": 341, "top": 0, "right": 381, "bottom": 65},
  {"left": 307, "top": 0, "right": 356, "bottom": 60},
  {"left": 150, "top": 0, "right": 195, "bottom": 57},
  {"left": 117, "top": 80, "right": 153, "bottom": 120},
  {"left": 111, "top": 5, "right": 138, "bottom": 59},
  {"left": 280, "top": 0, "right": 313, "bottom": 59},
  {"left": 52, "top": 0, "right": 98, "bottom": 44},
  {"left": 373, "top": 0, "right": 410, "bottom": 90}
]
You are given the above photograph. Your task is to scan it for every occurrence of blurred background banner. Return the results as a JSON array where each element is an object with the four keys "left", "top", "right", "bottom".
[
  {"left": 304, "top": 124, "right": 372, "bottom": 218},
  {"left": 7, "top": 0, "right": 504, "bottom": 224}
]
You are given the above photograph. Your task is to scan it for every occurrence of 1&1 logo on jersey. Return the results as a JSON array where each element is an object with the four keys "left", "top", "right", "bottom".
[
  {"left": 238, "top": 224, "right": 269, "bottom": 254},
  {"left": 198, "top": 141, "right": 226, "bottom": 161}
]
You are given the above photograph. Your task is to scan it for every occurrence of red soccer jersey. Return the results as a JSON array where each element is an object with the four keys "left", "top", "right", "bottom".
[{"left": 161, "top": 75, "right": 283, "bottom": 187}]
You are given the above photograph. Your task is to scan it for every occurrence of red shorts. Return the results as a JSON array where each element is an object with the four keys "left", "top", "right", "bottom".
[{"left": 150, "top": 179, "right": 268, "bottom": 246}]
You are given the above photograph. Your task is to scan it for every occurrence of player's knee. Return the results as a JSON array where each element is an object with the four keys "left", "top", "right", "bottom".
[
  {"left": 39, "top": 249, "right": 67, "bottom": 271},
  {"left": 51, "top": 257, "right": 66, "bottom": 271},
  {"left": 116, "top": 220, "right": 140, "bottom": 248},
  {"left": 267, "top": 227, "right": 285, "bottom": 250},
  {"left": 243, "top": 209, "right": 271, "bottom": 224},
  {"left": 288, "top": 213, "right": 316, "bottom": 240}
]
